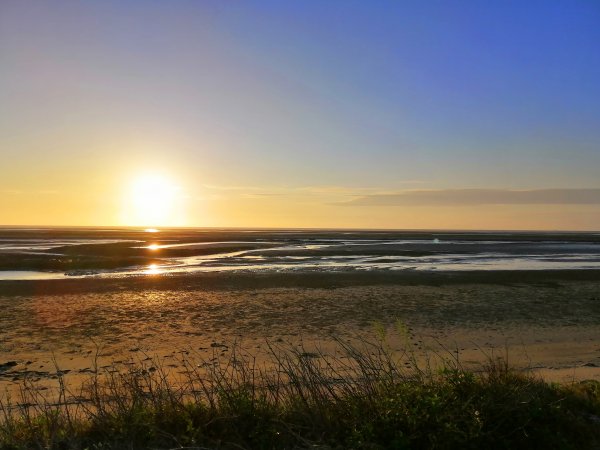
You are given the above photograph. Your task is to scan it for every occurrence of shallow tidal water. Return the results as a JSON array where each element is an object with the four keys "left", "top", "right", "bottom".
[{"left": 1, "top": 227, "right": 600, "bottom": 280}]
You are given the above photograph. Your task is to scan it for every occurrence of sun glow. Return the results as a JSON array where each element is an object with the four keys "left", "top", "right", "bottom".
[
  {"left": 123, "top": 173, "right": 185, "bottom": 227},
  {"left": 145, "top": 263, "right": 163, "bottom": 275}
]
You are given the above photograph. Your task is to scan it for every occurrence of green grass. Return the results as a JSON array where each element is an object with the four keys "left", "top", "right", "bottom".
[{"left": 1, "top": 339, "right": 599, "bottom": 449}]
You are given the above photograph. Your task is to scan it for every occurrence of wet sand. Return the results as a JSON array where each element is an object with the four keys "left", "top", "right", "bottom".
[{"left": 1, "top": 270, "right": 599, "bottom": 399}]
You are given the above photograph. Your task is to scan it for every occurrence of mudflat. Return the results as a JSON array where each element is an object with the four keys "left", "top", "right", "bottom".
[{"left": 1, "top": 270, "right": 599, "bottom": 400}]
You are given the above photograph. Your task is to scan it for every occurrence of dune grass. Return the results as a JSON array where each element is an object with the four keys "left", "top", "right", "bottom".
[{"left": 1, "top": 338, "right": 599, "bottom": 449}]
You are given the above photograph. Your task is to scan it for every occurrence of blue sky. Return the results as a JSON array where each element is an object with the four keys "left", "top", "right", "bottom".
[{"left": 1, "top": 1, "right": 599, "bottom": 228}]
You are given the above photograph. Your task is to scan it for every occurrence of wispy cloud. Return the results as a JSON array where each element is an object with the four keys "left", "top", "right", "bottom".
[
  {"left": 202, "top": 184, "right": 393, "bottom": 198},
  {"left": 294, "top": 186, "right": 381, "bottom": 196},
  {"left": 344, "top": 189, "right": 600, "bottom": 206},
  {"left": 201, "top": 184, "right": 266, "bottom": 192}
]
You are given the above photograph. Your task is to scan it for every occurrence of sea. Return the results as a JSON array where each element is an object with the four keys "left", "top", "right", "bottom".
[{"left": 1, "top": 227, "right": 600, "bottom": 281}]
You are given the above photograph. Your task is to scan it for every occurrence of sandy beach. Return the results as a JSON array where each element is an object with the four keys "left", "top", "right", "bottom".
[{"left": 1, "top": 270, "right": 599, "bottom": 401}]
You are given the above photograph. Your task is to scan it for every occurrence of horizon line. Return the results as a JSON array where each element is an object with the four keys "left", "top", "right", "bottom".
[{"left": 0, "top": 225, "right": 598, "bottom": 234}]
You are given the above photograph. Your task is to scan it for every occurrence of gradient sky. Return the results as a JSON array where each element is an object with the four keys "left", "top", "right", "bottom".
[{"left": 1, "top": 1, "right": 599, "bottom": 230}]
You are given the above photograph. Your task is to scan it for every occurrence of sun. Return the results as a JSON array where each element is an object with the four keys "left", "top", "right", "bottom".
[{"left": 123, "top": 173, "right": 184, "bottom": 227}]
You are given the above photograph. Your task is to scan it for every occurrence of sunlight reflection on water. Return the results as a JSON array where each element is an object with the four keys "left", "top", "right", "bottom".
[
  {"left": 2, "top": 231, "right": 600, "bottom": 280},
  {"left": 144, "top": 264, "right": 163, "bottom": 275}
]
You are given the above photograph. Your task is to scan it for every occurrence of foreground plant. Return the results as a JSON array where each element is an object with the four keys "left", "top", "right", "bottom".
[{"left": 1, "top": 338, "right": 599, "bottom": 449}]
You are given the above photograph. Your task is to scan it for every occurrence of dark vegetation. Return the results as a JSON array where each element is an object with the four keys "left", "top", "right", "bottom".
[{"left": 1, "top": 340, "right": 599, "bottom": 449}]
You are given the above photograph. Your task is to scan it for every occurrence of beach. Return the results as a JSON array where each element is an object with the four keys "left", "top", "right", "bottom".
[
  {"left": 1, "top": 269, "right": 599, "bottom": 400},
  {"left": 4, "top": 3, "right": 600, "bottom": 444}
]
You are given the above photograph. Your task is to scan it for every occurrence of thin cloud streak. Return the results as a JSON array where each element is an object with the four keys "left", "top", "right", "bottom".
[
  {"left": 345, "top": 189, "right": 600, "bottom": 206},
  {"left": 203, "top": 184, "right": 400, "bottom": 197}
]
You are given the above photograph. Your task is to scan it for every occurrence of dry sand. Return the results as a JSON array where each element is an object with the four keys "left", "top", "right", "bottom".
[{"left": 1, "top": 270, "right": 599, "bottom": 400}]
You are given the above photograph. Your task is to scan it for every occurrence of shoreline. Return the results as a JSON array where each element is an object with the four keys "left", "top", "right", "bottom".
[{"left": 1, "top": 268, "right": 600, "bottom": 296}]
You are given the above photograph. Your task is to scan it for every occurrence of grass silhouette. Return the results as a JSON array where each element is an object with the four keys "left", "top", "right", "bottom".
[{"left": 1, "top": 337, "right": 599, "bottom": 449}]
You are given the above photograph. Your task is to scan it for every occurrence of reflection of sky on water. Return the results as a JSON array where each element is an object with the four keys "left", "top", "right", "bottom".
[
  {"left": 2, "top": 235, "right": 600, "bottom": 280},
  {"left": 134, "top": 240, "right": 284, "bottom": 250},
  {"left": 63, "top": 249, "right": 600, "bottom": 279},
  {"left": 0, "top": 270, "right": 67, "bottom": 280},
  {"left": 0, "top": 239, "right": 137, "bottom": 251}
]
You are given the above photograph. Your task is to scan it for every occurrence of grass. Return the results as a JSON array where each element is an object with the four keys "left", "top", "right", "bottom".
[{"left": 1, "top": 338, "right": 599, "bottom": 449}]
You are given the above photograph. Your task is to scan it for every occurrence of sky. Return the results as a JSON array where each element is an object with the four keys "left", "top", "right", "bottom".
[{"left": 1, "top": 0, "right": 599, "bottom": 230}]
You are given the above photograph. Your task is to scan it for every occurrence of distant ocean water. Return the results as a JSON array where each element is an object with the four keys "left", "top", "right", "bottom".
[{"left": 1, "top": 227, "right": 600, "bottom": 281}]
